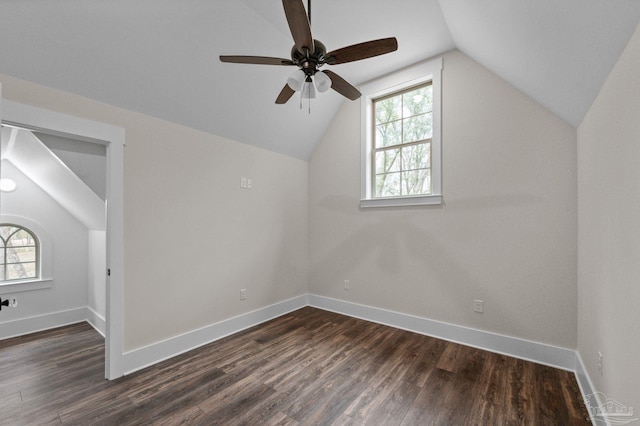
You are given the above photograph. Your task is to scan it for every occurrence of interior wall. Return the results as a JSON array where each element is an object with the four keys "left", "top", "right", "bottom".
[
  {"left": 577, "top": 21, "right": 640, "bottom": 415},
  {"left": 309, "top": 49, "right": 578, "bottom": 348},
  {"left": 0, "top": 74, "right": 309, "bottom": 351},
  {"left": 0, "top": 161, "right": 88, "bottom": 333}
]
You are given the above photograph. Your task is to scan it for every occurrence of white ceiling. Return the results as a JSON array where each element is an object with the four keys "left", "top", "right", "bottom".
[{"left": 1, "top": 1, "right": 639, "bottom": 160}]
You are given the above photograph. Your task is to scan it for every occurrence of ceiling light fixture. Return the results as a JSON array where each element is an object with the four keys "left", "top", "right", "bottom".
[
  {"left": 0, "top": 178, "right": 17, "bottom": 192},
  {"left": 301, "top": 77, "right": 316, "bottom": 99},
  {"left": 287, "top": 69, "right": 306, "bottom": 91},
  {"left": 314, "top": 71, "right": 331, "bottom": 93}
]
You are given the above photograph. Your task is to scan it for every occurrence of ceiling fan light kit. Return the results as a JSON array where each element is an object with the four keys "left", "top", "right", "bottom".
[
  {"left": 287, "top": 69, "right": 306, "bottom": 92},
  {"left": 314, "top": 71, "right": 332, "bottom": 93},
  {"left": 220, "top": 0, "right": 398, "bottom": 106},
  {"left": 301, "top": 80, "right": 317, "bottom": 99}
]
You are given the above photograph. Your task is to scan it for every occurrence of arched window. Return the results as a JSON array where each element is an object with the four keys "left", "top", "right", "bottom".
[{"left": 0, "top": 224, "right": 39, "bottom": 282}]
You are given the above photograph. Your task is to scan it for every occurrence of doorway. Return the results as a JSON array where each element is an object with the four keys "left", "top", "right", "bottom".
[{"left": 1, "top": 94, "right": 125, "bottom": 379}]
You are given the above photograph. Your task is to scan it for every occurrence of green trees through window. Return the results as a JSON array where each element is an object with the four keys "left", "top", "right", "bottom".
[
  {"left": 0, "top": 225, "right": 38, "bottom": 282},
  {"left": 373, "top": 83, "right": 433, "bottom": 197}
]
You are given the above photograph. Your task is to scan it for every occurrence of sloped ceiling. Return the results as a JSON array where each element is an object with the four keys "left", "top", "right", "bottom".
[
  {"left": 1, "top": 126, "right": 105, "bottom": 231},
  {"left": 0, "top": 1, "right": 639, "bottom": 160}
]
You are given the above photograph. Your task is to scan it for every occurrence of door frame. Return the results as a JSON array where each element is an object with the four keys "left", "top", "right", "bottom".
[{"left": 1, "top": 96, "right": 125, "bottom": 379}]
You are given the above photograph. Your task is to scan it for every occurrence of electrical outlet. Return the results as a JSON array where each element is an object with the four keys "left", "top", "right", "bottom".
[
  {"left": 597, "top": 351, "right": 603, "bottom": 375},
  {"left": 9, "top": 297, "right": 17, "bottom": 307},
  {"left": 240, "top": 289, "right": 247, "bottom": 300},
  {"left": 344, "top": 280, "right": 350, "bottom": 290},
  {"left": 247, "top": 179, "right": 252, "bottom": 189},
  {"left": 473, "top": 299, "right": 484, "bottom": 313},
  {"left": 240, "top": 177, "right": 247, "bottom": 188}
]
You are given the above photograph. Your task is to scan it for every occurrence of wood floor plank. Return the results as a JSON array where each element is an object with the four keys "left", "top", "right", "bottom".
[{"left": 0, "top": 307, "right": 590, "bottom": 425}]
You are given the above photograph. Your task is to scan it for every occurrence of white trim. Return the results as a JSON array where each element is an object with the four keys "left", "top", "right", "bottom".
[
  {"left": 2, "top": 99, "right": 125, "bottom": 379},
  {"left": 308, "top": 294, "right": 576, "bottom": 371},
  {"left": 360, "top": 57, "right": 443, "bottom": 206},
  {"left": 87, "top": 306, "right": 106, "bottom": 337},
  {"left": 0, "top": 278, "right": 52, "bottom": 294},
  {"left": 360, "top": 194, "right": 443, "bottom": 208},
  {"left": 121, "top": 294, "right": 308, "bottom": 375},
  {"left": 0, "top": 307, "right": 87, "bottom": 340},
  {"left": 575, "top": 352, "right": 600, "bottom": 426}
]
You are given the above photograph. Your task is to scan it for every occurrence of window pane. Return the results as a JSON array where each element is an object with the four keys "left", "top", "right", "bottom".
[
  {"left": 376, "top": 121, "right": 402, "bottom": 148},
  {"left": 6, "top": 262, "right": 36, "bottom": 280},
  {"left": 8, "top": 230, "right": 36, "bottom": 247},
  {"left": 0, "top": 265, "right": 4, "bottom": 280},
  {"left": 402, "top": 142, "right": 431, "bottom": 170},
  {"left": 402, "top": 169, "right": 431, "bottom": 195},
  {"left": 402, "top": 113, "right": 432, "bottom": 143},
  {"left": 375, "top": 148, "right": 401, "bottom": 174},
  {"left": 375, "top": 96, "right": 402, "bottom": 124},
  {"left": 6, "top": 247, "right": 36, "bottom": 263},
  {"left": 0, "top": 226, "right": 20, "bottom": 241},
  {"left": 375, "top": 172, "right": 401, "bottom": 197},
  {"left": 402, "top": 85, "right": 433, "bottom": 116}
]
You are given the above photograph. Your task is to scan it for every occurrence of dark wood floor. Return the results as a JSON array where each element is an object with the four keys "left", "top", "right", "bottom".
[{"left": 0, "top": 307, "right": 589, "bottom": 425}]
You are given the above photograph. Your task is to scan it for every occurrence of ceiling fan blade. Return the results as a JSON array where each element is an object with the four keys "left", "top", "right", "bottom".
[
  {"left": 282, "top": 0, "right": 314, "bottom": 54},
  {"left": 323, "top": 70, "right": 361, "bottom": 100},
  {"left": 220, "top": 56, "right": 295, "bottom": 66},
  {"left": 325, "top": 37, "right": 398, "bottom": 65},
  {"left": 275, "top": 84, "right": 296, "bottom": 104}
]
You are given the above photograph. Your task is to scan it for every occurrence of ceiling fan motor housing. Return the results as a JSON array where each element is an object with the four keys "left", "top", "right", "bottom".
[{"left": 291, "top": 40, "right": 328, "bottom": 76}]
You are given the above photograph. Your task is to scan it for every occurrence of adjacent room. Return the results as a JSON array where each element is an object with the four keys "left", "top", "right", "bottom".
[{"left": 1, "top": 0, "right": 639, "bottom": 424}]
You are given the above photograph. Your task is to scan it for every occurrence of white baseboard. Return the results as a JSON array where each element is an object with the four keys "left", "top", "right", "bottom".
[
  {"left": 575, "top": 352, "right": 603, "bottom": 426},
  {"left": 121, "top": 294, "right": 309, "bottom": 375},
  {"left": 86, "top": 307, "right": 106, "bottom": 337},
  {"left": 0, "top": 307, "right": 87, "bottom": 340},
  {"left": 308, "top": 294, "right": 577, "bottom": 371}
]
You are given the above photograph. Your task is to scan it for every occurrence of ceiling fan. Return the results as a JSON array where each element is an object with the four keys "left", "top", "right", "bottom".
[{"left": 219, "top": 0, "right": 398, "bottom": 104}]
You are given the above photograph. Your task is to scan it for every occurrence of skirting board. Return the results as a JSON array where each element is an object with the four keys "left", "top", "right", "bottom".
[
  {"left": 121, "top": 292, "right": 577, "bottom": 375},
  {"left": 308, "top": 294, "right": 577, "bottom": 372},
  {"left": 0, "top": 307, "right": 87, "bottom": 340},
  {"left": 86, "top": 307, "right": 106, "bottom": 337},
  {"left": 575, "top": 352, "right": 601, "bottom": 426},
  {"left": 121, "top": 294, "right": 309, "bottom": 375}
]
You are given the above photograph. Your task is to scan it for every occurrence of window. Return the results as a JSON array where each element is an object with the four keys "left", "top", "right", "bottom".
[
  {"left": 373, "top": 83, "right": 433, "bottom": 197},
  {"left": 361, "top": 58, "right": 442, "bottom": 207},
  {"left": 0, "top": 224, "right": 39, "bottom": 282}
]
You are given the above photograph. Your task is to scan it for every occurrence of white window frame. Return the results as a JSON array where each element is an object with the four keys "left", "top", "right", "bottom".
[
  {"left": 360, "top": 58, "right": 442, "bottom": 208},
  {"left": 0, "top": 215, "right": 52, "bottom": 294}
]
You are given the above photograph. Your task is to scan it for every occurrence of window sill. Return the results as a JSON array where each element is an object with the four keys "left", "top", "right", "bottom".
[
  {"left": 360, "top": 194, "right": 442, "bottom": 208},
  {"left": 0, "top": 278, "right": 52, "bottom": 295}
]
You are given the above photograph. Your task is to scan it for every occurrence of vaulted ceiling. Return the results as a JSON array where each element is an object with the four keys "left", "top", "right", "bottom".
[{"left": 1, "top": 0, "right": 639, "bottom": 159}]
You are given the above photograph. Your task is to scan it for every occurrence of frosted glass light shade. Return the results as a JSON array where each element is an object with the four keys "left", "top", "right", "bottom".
[
  {"left": 287, "top": 70, "right": 306, "bottom": 92},
  {"left": 301, "top": 81, "right": 316, "bottom": 99},
  {"left": 315, "top": 71, "right": 331, "bottom": 93}
]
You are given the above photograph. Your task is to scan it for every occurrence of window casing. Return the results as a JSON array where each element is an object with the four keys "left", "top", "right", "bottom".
[
  {"left": 0, "top": 224, "right": 39, "bottom": 282},
  {"left": 361, "top": 58, "right": 442, "bottom": 208}
]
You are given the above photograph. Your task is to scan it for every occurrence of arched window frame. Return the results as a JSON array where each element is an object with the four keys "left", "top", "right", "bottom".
[
  {"left": 0, "top": 224, "right": 39, "bottom": 282},
  {"left": 0, "top": 216, "right": 52, "bottom": 294}
]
